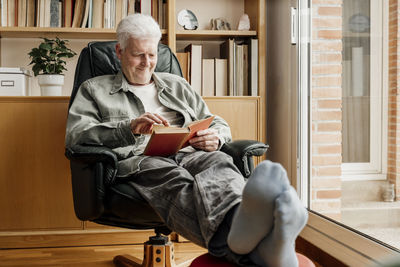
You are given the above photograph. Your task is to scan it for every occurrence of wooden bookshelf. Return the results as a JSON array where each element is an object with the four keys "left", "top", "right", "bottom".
[
  {"left": 176, "top": 30, "right": 257, "bottom": 40},
  {"left": 0, "top": 0, "right": 266, "bottom": 249},
  {"left": 0, "top": 27, "right": 168, "bottom": 39}
]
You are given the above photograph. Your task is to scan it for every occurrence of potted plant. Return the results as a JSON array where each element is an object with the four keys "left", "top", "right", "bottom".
[{"left": 28, "top": 37, "right": 76, "bottom": 96}]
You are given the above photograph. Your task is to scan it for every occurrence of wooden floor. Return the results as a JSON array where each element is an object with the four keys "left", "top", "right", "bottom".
[{"left": 0, "top": 242, "right": 208, "bottom": 267}]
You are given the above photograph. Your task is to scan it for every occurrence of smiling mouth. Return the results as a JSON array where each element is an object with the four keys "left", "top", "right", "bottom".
[{"left": 136, "top": 68, "right": 148, "bottom": 72}]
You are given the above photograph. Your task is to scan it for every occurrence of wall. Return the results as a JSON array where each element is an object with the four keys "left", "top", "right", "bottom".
[
  {"left": 311, "top": 0, "right": 343, "bottom": 219},
  {"left": 0, "top": 38, "right": 98, "bottom": 96},
  {"left": 388, "top": 0, "right": 400, "bottom": 199}
]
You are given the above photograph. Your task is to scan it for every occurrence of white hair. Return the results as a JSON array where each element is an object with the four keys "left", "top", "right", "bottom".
[{"left": 116, "top": 14, "right": 162, "bottom": 50}]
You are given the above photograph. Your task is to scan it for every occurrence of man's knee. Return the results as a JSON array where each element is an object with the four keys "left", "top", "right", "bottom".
[
  {"left": 139, "top": 156, "right": 177, "bottom": 170},
  {"left": 207, "top": 150, "right": 233, "bottom": 162}
]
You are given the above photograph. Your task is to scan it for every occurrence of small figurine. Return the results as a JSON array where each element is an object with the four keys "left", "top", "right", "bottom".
[
  {"left": 237, "top": 14, "right": 250, "bottom": 31},
  {"left": 210, "top": 18, "right": 231, "bottom": 30}
]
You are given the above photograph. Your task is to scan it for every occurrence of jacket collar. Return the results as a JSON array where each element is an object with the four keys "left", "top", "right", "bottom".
[{"left": 110, "top": 71, "right": 168, "bottom": 94}]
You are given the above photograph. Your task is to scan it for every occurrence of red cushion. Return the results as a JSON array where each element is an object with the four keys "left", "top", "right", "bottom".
[
  {"left": 190, "top": 253, "right": 238, "bottom": 267},
  {"left": 190, "top": 253, "right": 315, "bottom": 267},
  {"left": 297, "top": 253, "right": 316, "bottom": 267}
]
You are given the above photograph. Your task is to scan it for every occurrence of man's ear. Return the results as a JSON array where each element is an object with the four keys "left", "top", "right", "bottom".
[{"left": 115, "top": 43, "right": 123, "bottom": 60}]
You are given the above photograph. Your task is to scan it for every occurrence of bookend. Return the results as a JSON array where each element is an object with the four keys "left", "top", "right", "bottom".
[{"left": 113, "top": 233, "right": 191, "bottom": 267}]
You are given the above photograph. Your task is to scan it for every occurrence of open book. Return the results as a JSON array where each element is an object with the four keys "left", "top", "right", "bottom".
[{"left": 143, "top": 116, "right": 215, "bottom": 157}]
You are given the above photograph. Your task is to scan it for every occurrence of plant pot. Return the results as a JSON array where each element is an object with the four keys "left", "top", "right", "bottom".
[{"left": 37, "top": 74, "right": 64, "bottom": 96}]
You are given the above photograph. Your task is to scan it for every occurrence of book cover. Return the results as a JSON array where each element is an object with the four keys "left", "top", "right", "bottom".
[
  {"left": 50, "top": 0, "right": 59, "bottom": 27},
  {"left": 17, "top": 0, "right": 26, "bottom": 27},
  {"left": 215, "top": 58, "right": 227, "bottom": 96},
  {"left": 176, "top": 52, "right": 189, "bottom": 81},
  {"left": 64, "top": 0, "right": 73, "bottom": 27},
  {"left": 248, "top": 38, "right": 258, "bottom": 96},
  {"left": 71, "top": 0, "right": 84, "bottom": 27},
  {"left": 202, "top": 58, "right": 214, "bottom": 96},
  {"left": 87, "top": 0, "right": 92, "bottom": 28},
  {"left": 44, "top": 0, "right": 51, "bottom": 26},
  {"left": 220, "top": 38, "right": 235, "bottom": 96},
  {"left": 26, "top": 0, "right": 35, "bottom": 26},
  {"left": 184, "top": 43, "right": 202, "bottom": 96},
  {"left": 91, "top": 0, "right": 102, "bottom": 28},
  {"left": 235, "top": 43, "right": 243, "bottom": 96},
  {"left": 1, "top": 0, "right": 8, "bottom": 26},
  {"left": 115, "top": 0, "right": 122, "bottom": 25},
  {"left": 144, "top": 116, "right": 214, "bottom": 157},
  {"left": 8, "top": 0, "right": 15, "bottom": 26},
  {"left": 80, "top": 0, "right": 89, "bottom": 27},
  {"left": 127, "top": 0, "right": 134, "bottom": 14},
  {"left": 140, "top": 0, "right": 150, "bottom": 15}
]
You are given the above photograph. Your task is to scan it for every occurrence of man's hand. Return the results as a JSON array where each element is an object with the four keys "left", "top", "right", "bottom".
[
  {"left": 130, "top": 112, "right": 169, "bottom": 135},
  {"left": 189, "top": 128, "right": 220, "bottom": 152}
]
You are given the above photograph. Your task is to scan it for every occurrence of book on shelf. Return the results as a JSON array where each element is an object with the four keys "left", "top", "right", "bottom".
[
  {"left": 202, "top": 58, "right": 214, "bottom": 96},
  {"left": 144, "top": 116, "right": 215, "bottom": 157},
  {"left": 17, "top": 0, "right": 26, "bottom": 27},
  {"left": 71, "top": 0, "right": 84, "bottom": 27},
  {"left": 141, "top": 0, "right": 150, "bottom": 15},
  {"left": 184, "top": 44, "right": 202, "bottom": 96},
  {"left": 235, "top": 42, "right": 249, "bottom": 96},
  {"left": 235, "top": 43, "right": 243, "bottom": 96},
  {"left": 1, "top": 0, "right": 8, "bottom": 26},
  {"left": 115, "top": 0, "right": 122, "bottom": 26},
  {"left": 80, "top": 0, "right": 90, "bottom": 27},
  {"left": 127, "top": 0, "right": 134, "bottom": 14},
  {"left": 50, "top": 0, "right": 60, "bottom": 27},
  {"left": 248, "top": 38, "right": 258, "bottom": 96},
  {"left": 7, "top": 0, "right": 16, "bottom": 26},
  {"left": 62, "top": 0, "right": 72, "bottom": 27},
  {"left": 220, "top": 39, "right": 235, "bottom": 96},
  {"left": 220, "top": 38, "right": 258, "bottom": 96},
  {"left": 91, "top": 0, "right": 102, "bottom": 28},
  {"left": 87, "top": 0, "right": 93, "bottom": 28},
  {"left": 26, "top": 0, "right": 36, "bottom": 26},
  {"left": 215, "top": 58, "right": 228, "bottom": 96},
  {"left": 176, "top": 52, "right": 190, "bottom": 82},
  {"left": 43, "top": 0, "right": 51, "bottom": 27},
  {"left": 159, "top": 0, "right": 166, "bottom": 28}
]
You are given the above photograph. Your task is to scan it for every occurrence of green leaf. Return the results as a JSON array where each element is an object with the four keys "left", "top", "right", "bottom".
[{"left": 27, "top": 37, "right": 76, "bottom": 76}]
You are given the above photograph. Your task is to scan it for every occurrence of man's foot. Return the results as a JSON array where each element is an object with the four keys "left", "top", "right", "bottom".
[
  {"left": 249, "top": 187, "right": 308, "bottom": 267},
  {"left": 227, "top": 161, "right": 290, "bottom": 254}
]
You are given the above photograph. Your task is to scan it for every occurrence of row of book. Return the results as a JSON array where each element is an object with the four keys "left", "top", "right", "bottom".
[
  {"left": 0, "top": 0, "right": 167, "bottom": 28},
  {"left": 177, "top": 38, "right": 258, "bottom": 97}
]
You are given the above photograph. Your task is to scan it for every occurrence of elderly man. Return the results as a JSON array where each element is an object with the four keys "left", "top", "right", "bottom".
[{"left": 66, "top": 14, "right": 307, "bottom": 267}]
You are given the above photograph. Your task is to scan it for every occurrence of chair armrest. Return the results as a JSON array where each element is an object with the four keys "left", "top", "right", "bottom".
[
  {"left": 65, "top": 145, "right": 118, "bottom": 185},
  {"left": 221, "top": 140, "right": 269, "bottom": 178},
  {"left": 65, "top": 145, "right": 118, "bottom": 221}
]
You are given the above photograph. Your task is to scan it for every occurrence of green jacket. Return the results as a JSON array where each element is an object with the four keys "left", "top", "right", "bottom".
[{"left": 65, "top": 71, "right": 232, "bottom": 177}]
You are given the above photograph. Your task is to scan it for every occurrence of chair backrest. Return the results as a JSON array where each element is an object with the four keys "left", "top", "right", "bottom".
[{"left": 70, "top": 41, "right": 183, "bottom": 108}]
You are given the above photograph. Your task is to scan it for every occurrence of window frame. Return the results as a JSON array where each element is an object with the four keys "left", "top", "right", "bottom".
[
  {"left": 299, "top": 0, "right": 398, "bottom": 263},
  {"left": 341, "top": 0, "right": 388, "bottom": 181}
]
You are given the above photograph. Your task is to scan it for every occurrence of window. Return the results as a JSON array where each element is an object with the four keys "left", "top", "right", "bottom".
[{"left": 298, "top": 0, "right": 400, "bottom": 264}]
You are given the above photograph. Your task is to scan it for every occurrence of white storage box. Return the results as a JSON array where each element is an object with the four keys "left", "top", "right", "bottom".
[{"left": 0, "top": 67, "right": 32, "bottom": 96}]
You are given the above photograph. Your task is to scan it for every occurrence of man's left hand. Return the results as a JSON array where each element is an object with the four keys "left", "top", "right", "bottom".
[{"left": 189, "top": 129, "right": 220, "bottom": 152}]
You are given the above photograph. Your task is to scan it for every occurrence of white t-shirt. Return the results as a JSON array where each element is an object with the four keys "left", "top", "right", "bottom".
[{"left": 129, "top": 82, "right": 186, "bottom": 153}]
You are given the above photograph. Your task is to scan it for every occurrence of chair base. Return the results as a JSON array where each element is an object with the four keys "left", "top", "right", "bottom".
[{"left": 113, "top": 234, "right": 191, "bottom": 267}]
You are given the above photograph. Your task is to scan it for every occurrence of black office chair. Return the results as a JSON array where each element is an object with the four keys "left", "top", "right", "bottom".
[{"left": 65, "top": 41, "right": 269, "bottom": 267}]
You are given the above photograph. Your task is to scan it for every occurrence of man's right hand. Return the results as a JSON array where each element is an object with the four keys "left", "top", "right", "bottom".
[{"left": 130, "top": 112, "right": 170, "bottom": 135}]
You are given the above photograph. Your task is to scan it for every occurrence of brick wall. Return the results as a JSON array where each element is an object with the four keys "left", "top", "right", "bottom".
[
  {"left": 388, "top": 0, "right": 400, "bottom": 199},
  {"left": 311, "top": 0, "right": 343, "bottom": 219}
]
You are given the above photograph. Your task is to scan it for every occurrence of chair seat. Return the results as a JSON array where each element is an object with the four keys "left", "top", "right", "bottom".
[
  {"left": 189, "top": 253, "right": 316, "bottom": 267},
  {"left": 94, "top": 182, "right": 167, "bottom": 231}
]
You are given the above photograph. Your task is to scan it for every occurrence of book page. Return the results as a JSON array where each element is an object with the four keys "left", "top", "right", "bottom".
[{"left": 181, "top": 116, "right": 215, "bottom": 148}]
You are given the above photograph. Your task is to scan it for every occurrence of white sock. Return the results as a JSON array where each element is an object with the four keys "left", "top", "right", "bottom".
[
  {"left": 249, "top": 187, "right": 308, "bottom": 267},
  {"left": 227, "top": 160, "right": 290, "bottom": 254}
]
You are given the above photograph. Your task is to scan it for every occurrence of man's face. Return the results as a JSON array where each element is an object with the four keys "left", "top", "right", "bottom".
[{"left": 116, "top": 37, "right": 158, "bottom": 85}]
